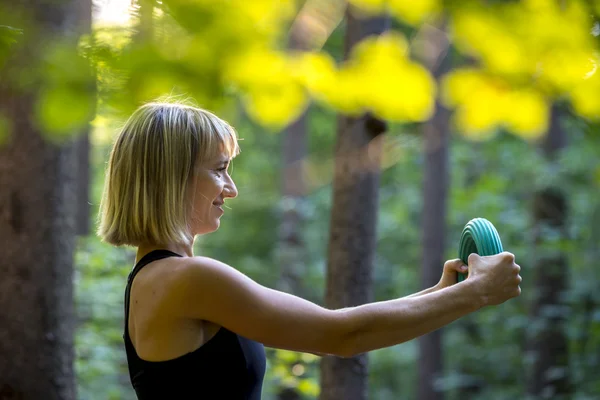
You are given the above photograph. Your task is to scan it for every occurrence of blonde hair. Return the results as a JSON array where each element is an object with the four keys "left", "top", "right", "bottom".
[{"left": 97, "top": 99, "right": 240, "bottom": 247}]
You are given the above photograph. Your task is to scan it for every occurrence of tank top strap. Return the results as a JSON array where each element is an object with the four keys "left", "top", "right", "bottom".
[
  {"left": 127, "top": 249, "right": 183, "bottom": 284},
  {"left": 123, "top": 249, "right": 183, "bottom": 342}
]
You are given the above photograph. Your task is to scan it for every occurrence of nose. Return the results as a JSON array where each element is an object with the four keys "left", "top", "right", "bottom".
[{"left": 223, "top": 176, "right": 238, "bottom": 199}]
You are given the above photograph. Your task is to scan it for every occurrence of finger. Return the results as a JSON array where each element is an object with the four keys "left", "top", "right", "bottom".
[
  {"left": 501, "top": 251, "right": 515, "bottom": 263},
  {"left": 513, "top": 264, "right": 521, "bottom": 274}
]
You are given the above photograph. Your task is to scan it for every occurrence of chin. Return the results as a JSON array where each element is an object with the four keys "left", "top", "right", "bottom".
[{"left": 199, "top": 221, "right": 220, "bottom": 234}]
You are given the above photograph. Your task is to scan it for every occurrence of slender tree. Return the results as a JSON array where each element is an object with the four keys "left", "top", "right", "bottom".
[
  {"left": 276, "top": 17, "right": 312, "bottom": 298},
  {"left": 277, "top": 110, "right": 308, "bottom": 298},
  {"left": 526, "top": 105, "right": 571, "bottom": 399},
  {"left": 274, "top": 16, "right": 310, "bottom": 400},
  {"left": 417, "top": 23, "right": 452, "bottom": 400},
  {"left": 319, "top": 8, "right": 389, "bottom": 400},
  {"left": 275, "top": 0, "right": 345, "bottom": 298}
]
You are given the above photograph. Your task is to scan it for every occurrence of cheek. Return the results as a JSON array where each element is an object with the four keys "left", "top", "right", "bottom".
[
  {"left": 193, "top": 176, "right": 223, "bottom": 205},
  {"left": 209, "top": 175, "right": 226, "bottom": 195}
]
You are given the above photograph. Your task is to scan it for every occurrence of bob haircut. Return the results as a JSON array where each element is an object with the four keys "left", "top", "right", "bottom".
[{"left": 97, "top": 99, "right": 240, "bottom": 247}]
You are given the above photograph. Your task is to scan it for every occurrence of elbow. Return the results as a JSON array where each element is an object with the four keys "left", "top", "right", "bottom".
[
  {"left": 331, "top": 310, "right": 362, "bottom": 358},
  {"left": 312, "top": 338, "right": 356, "bottom": 358},
  {"left": 335, "top": 331, "right": 365, "bottom": 358}
]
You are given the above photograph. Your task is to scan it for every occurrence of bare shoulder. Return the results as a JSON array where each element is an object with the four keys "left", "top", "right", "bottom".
[
  {"left": 165, "top": 256, "right": 263, "bottom": 313},
  {"left": 173, "top": 256, "right": 252, "bottom": 284},
  {"left": 132, "top": 255, "right": 191, "bottom": 289},
  {"left": 129, "top": 256, "right": 193, "bottom": 313},
  {"left": 132, "top": 255, "right": 220, "bottom": 288},
  {"left": 162, "top": 256, "right": 352, "bottom": 356}
]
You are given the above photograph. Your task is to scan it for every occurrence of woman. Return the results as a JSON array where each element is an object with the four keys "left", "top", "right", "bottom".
[{"left": 98, "top": 100, "right": 522, "bottom": 399}]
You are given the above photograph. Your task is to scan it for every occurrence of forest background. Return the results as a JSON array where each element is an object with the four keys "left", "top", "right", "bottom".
[{"left": 1, "top": 0, "right": 599, "bottom": 399}]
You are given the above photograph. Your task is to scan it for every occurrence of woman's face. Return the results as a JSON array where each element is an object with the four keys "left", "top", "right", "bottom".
[{"left": 189, "top": 152, "right": 238, "bottom": 235}]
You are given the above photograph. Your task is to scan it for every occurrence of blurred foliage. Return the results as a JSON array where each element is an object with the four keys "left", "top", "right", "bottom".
[
  {"left": 0, "top": 24, "right": 22, "bottom": 68},
  {"left": 36, "top": 40, "right": 96, "bottom": 140},
  {"left": 2, "top": 0, "right": 600, "bottom": 137},
  {"left": 348, "top": 0, "right": 441, "bottom": 25},
  {"left": 264, "top": 349, "right": 321, "bottom": 398},
  {"left": 444, "top": 0, "right": 600, "bottom": 138}
]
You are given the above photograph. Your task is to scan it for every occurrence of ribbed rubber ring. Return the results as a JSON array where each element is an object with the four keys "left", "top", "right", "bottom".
[{"left": 457, "top": 218, "right": 504, "bottom": 282}]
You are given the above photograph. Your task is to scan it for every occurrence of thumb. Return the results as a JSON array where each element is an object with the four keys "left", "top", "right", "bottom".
[{"left": 467, "top": 253, "right": 481, "bottom": 266}]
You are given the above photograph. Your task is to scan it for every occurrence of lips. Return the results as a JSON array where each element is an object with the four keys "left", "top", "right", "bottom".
[{"left": 213, "top": 200, "right": 224, "bottom": 213}]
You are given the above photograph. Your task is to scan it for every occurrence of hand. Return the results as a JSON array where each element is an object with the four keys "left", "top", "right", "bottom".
[
  {"left": 436, "top": 259, "right": 468, "bottom": 290},
  {"left": 467, "top": 252, "right": 522, "bottom": 307}
]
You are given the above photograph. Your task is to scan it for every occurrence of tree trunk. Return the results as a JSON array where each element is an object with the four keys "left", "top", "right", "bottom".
[
  {"left": 276, "top": 21, "right": 310, "bottom": 297},
  {"left": 275, "top": 29, "right": 309, "bottom": 400},
  {"left": 526, "top": 105, "right": 571, "bottom": 399},
  {"left": 0, "top": 0, "right": 90, "bottom": 398},
  {"left": 456, "top": 144, "right": 486, "bottom": 399},
  {"left": 0, "top": 100, "right": 78, "bottom": 400},
  {"left": 417, "top": 24, "right": 451, "bottom": 400},
  {"left": 277, "top": 4, "right": 336, "bottom": 395},
  {"left": 319, "top": 9, "right": 389, "bottom": 400},
  {"left": 75, "top": 0, "right": 93, "bottom": 236},
  {"left": 277, "top": 111, "right": 308, "bottom": 292}
]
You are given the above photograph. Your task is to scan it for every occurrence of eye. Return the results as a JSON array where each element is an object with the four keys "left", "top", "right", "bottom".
[{"left": 214, "top": 166, "right": 228, "bottom": 175}]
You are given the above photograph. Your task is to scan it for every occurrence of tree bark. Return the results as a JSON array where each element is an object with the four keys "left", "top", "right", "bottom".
[
  {"left": 277, "top": 110, "right": 308, "bottom": 294},
  {"left": 275, "top": 29, "right": 309, "bottom": 400},
  {"left": 0, "top": 0, "right": 90, "bottom": 398},
  {"left": 526, "top": 105, "right": 571, "bottom": 399},
  {"left": 274, "top": 8, "right": 338, "bottom": 395},
  {"left": 417, "top": 23, "right": 451, "bottom": 400},
  {"left": 0, "top": 77, "right": 79, "bottom": 400},
  {"left": 319, "top": 9, "right": 389, "bottom": 400},
  {"left": 276, "top": 20, "right": 310, "bottom": 297},
  {"left": 75, "top": 0, "right": 93, "bottom": 236}
]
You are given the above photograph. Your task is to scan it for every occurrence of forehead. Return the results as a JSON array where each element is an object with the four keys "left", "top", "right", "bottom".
[
  {"left": 196, "top": 123, "right": 239, "bottom": 167},
  {"left": 213, "top": 155, "right": 231, "bottom": 164},
  {"left": 204, "top": 151, "right": 231, "bottom": 165}
]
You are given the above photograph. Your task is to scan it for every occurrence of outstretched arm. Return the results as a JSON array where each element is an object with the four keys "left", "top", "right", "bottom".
[{"left": 166, "top": 253, "right": 520, "bottom": 358}]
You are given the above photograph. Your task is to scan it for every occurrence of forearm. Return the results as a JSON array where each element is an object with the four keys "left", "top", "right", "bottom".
[{"left": 343, "top": 280, "right": 481, "bottom": 356}]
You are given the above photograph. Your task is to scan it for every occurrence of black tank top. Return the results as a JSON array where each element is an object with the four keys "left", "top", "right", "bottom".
[{"left": 123, "top": 250, "right": 266, "bottom": 399}]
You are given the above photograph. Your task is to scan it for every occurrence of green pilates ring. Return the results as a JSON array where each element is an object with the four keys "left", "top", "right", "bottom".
[{"left": 457, "top": 218, "right": 504, "bottom": 282}]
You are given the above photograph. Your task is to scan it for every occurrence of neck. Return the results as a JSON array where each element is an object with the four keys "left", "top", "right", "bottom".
[{"left": 136, "top": 239, "right": 195, "bottom": 263}]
